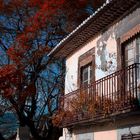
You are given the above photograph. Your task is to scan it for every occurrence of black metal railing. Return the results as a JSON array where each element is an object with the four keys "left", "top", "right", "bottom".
[{"left": 61, "top": 63, "right": 140, "bottom": 126}]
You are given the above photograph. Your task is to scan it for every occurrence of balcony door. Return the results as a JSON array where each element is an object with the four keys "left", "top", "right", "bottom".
[
  {"left": 124, "top": 36, "right": 140, "bottom": 66},
  {"left": 78, "top": 48, "right": 95, "bottom": 86},
  {"left": 78, "top": 48, "right": 95, "bottom": 96},
  {"left": 124, "top": 35, "right": 140, "bottom": 100}
]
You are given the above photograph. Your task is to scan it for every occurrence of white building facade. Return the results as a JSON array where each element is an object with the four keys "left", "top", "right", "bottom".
[{"left": 50, "top": 0, "right": 140, "bottom": 140}]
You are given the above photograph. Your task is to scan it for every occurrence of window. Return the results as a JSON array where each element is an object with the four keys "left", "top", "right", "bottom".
[
  {"left": 81, "top": 63, "right": 92, "bottom": 88},
  {"left": 136, "top": 37, "right": 140, "bottom": 63},
  {"left": 123, "top": 35, "right": 140, "bottom": 92},
  {"left": 76, "top": 133, "right": 93, "bottom": 140},
  {"left": 78, "top": 48, "right": 95, "bottom": 88},
  {"left": 124, "top": 36, "right": 140, "bottom": 66},
  {"left": 121, "top": 133, "right": 140, "bottom": 140}
]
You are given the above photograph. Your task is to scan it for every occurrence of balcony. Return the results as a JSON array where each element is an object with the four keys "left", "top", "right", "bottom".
[{"left": 61, "top": 63, "right": 140, "bottom": 127}]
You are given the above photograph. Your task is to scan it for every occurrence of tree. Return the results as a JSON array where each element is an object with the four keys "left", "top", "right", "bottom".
[
  {"left": 0, "top": 0, "right": 65, "bottom": 139},
  {"left": 0, "top": 0, "right": 106, "bottom": 139}
]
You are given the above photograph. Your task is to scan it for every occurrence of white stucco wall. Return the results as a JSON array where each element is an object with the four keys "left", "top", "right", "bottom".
[
  {"left": 65, "top": 7, "right": 140, "bottom": 95},
  {"left": 59, "top": 128, "right": 72, "bottom": 140},
  {"left": 61, "top": 6, "right": 140, "bottom": 140},
  {"left": 65, "top": 27, "right": 117, "bottom": 94},
  {"left": 76, "top": 132, "right": 94, "bottom": 140},
  {"left": 71, "top": 126, "right": 140, "bottom": 140},
  {"left": 65, "top": 36, "right": 100, "bottom": 94},
  {"left": 94, "top": 130, "right": 117, "bottom": 140}
]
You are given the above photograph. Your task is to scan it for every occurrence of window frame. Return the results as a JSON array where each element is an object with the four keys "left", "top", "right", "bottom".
[
  {"left": 77, "top": 48, "right": 95, "bottom": 88},
  {"left": 81, "top": 62, "right": 92, "bottom": 88},
  {"left": 121, "top": 34, "right": 140, "bottom": 67}
]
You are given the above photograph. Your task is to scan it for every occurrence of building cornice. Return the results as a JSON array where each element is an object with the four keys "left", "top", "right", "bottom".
[{"left": 48, "top": 0, "right": 140, "bottom": 58}]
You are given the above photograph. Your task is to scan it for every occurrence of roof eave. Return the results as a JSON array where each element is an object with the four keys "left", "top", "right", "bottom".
[{"left": 48, "top": 0, "right": 140, "bottom": 58}]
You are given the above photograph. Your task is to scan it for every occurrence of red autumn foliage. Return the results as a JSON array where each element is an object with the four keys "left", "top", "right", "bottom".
[
  {"left": 0, "top": 0, "right": 66, "bottom": 106},
  {"left": 0, "top": 0, "right": 106, "bottom": 139},
  {"left": 54, "top": 91, "right": 139, "bottom": 127},
  {"left": 5, "top": 0, "right": 65, "bottom": 67},
  {"left": 0, "top": 64, "right": 23, "bottom": 99},
  {"left": 0, "top": 64, "right": 16, "bottom": 78}
]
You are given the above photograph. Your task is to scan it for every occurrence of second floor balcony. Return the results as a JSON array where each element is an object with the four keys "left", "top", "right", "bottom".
[{"left": 60, "top": 63, "right": 140, "bottom": 127}]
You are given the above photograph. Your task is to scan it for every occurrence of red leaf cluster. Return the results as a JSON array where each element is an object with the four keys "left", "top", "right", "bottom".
[
  {"left": 0, "top": 65, "right": 16, "bottom": 78},
  {"left": 0, "top": 0, "right": 65, "bottom": 99},
  {"left": 0, "top": 65, "right": 23, "bottom": 98}
]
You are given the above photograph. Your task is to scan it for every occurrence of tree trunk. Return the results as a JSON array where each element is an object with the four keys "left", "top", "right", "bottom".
[
  {"left": 46, "top": 127, "right": 62, "bottom": 140},
  {"left": 29, "top": 123, "right": 62, "bottom": 140},
  {"left": 17, "top": 112, "right": 62, "bottom": 140},
  {"left": 0, "top": 133, "right": 5, "bottom": 140}
]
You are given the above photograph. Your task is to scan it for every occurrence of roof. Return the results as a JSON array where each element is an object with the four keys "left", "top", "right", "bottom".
[{"left": 48, "top": 0, "right": 140, "bottom": 58}]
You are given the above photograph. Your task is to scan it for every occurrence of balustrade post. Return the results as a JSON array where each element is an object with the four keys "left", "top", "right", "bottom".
[{"left": 135, "top": 63, "right": 138, "bottom": 100}]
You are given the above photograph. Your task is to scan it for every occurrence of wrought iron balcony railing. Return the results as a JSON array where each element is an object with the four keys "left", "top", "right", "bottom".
[{"left": 61, "top": 63, "right": 140, "bottom": 127}]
